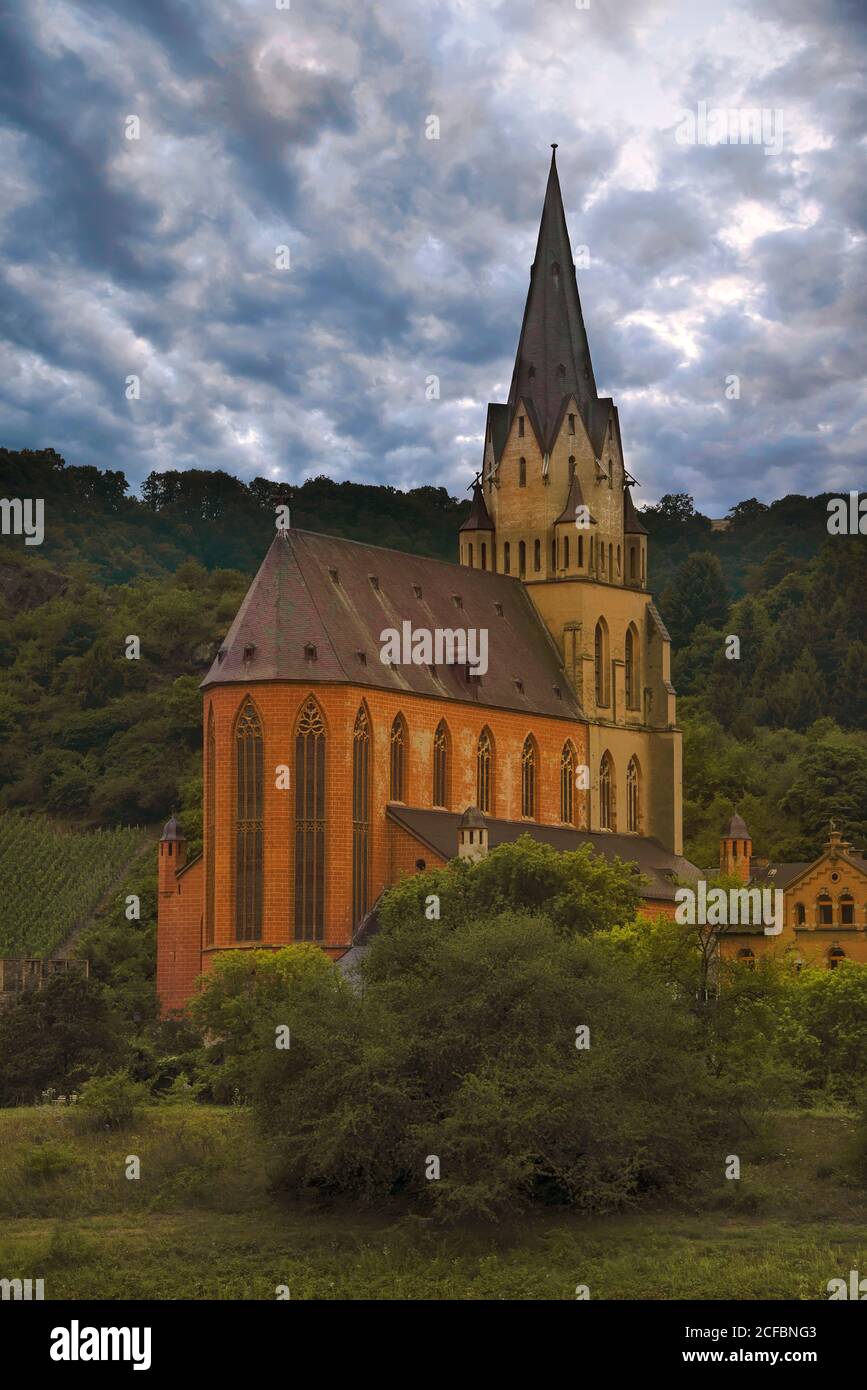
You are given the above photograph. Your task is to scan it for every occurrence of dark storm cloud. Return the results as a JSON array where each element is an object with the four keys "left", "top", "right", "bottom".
[{"left": 0, "top": 0, "right": 864, "bottom": 512}]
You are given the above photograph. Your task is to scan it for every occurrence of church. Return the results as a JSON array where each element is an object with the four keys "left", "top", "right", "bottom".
[{"left": 156, "top": 149, "right": 694, "bottom": 1015}]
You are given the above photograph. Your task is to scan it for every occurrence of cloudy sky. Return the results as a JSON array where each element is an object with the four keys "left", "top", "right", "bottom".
[{"left": 1, "top": 0, "right": 865, "bottom": 513}]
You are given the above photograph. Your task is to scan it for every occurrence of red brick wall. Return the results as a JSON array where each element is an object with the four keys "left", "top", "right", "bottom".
[
  {"left": 156, "top": 849, "right": 204, "bottom": 1017},
  {"left": 157, "top": 679, "right": 597, "bottom": 1013}
]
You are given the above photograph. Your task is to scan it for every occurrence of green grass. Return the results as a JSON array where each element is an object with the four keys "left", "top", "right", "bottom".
[
  {"left": 0, "top": 812, "right": 148, "bottom": 955},
  {"left": 0, "top": 1105, "right": 865, "bottom": 1300}
]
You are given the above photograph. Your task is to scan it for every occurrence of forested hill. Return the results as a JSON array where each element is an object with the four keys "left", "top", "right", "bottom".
[
  {"left": 0, "top": 447, "right": 467, "bottom": 582},
  {"left": 0, "top": 447, "right": 865, "bottom": 865},
  {"left": 0, "top": 446, "right": 842, "bottom": 592}
]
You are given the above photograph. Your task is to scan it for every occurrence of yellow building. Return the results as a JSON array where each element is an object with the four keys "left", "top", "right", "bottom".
[
  {"left": 458, "top": 147, "right": 682, "bottom": 853},
  {"left": 718, "top": 816, "right": 867, "bottom": 969}
]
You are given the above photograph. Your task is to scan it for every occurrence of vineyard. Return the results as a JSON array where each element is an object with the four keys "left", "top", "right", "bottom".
[{"left": 0, "top": 813, "right": 150, "bottom": 957}]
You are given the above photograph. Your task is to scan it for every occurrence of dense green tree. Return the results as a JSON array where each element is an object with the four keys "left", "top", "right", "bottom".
[
  {"left": 662, "top": 551, "right": 730, "bottom": 648},
  {"left": 0, "top": 973, "right": 125, "bottom": 1105},
  {"left": 251, "top": 914, "right": 729, "bottom": 1221}
]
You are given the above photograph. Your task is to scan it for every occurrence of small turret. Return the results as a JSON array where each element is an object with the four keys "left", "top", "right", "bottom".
[
  {"left": 459, "top": 481, "right": 495, "bottom": 570},
  {"left": 457, "top": 806, "right": 489, "bottom": 862},
  {"left": 159, "top": 814, "right": 186, "bottom": 896},
  {"left": 720, "top": 812, "right": 751, "bottom": 883}
]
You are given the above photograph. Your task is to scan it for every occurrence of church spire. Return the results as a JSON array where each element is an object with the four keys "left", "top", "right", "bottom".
[{"left": 507, "top": 146, "right": 598, "bottom": 451}]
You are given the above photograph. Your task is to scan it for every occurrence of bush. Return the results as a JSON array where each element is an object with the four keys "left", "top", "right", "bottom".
[
  {"left": 70, "top": 1072, "right": 147, "bottom": 1133},
  {"left": 248, "top": 911, "right": 732, "bottom": 1223},
  {"left": 18, "top": 1140, "right": 80, "bottom": 1184}
]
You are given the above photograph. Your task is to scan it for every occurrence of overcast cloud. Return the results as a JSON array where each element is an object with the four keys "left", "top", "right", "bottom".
[{"left": 0, "top": 0, "right": 865, "bottom": 513}]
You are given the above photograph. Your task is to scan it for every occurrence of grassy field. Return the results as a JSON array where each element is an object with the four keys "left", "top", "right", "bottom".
[{"left": 0, "top": 1104, "right": 864, "bottom": 1300}]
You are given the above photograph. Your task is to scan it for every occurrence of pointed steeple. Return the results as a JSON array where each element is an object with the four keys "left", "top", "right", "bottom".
[{"left": 507, "top": 147, "right": 598, "bottom": 451}]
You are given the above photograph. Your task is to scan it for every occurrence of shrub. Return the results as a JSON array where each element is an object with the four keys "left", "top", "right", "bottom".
[
  {"left": 251, "top": 911, "right": 732, "bottom": 1223},
  {"left": 70, "top": 1072, "right": 147, "bottom": 1133},
  {"left": 18, "top": 1140, "right": 80, "bottom": 1184}
]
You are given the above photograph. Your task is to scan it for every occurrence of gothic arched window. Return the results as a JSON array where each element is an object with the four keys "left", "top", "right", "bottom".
[
  {"left": 519, "top": 540, "right": 527, "bottom": 577},
  {"left": 519, "top": 457, "right": 526, "bottom": 486},
  {"left": 504, "top": 541, "right": 511, "bottom": 574},
  {"left": 477, "top": 727, "right": 493, "bottom": 814},
  {"left": 295, "top": 697, "right": 326, "bottom": 941},
  {"left": 829, "top": 946, "right": 845, "bottom": 970},
  {"left": 352, "top": 705, "right": 371, "bottom": 928},
  {"left": 235, "top": 699, "right": 263, "bottom": 942},
  {"left": 560, "top": 741, "right": 576, "bottom": 825},
  {"left": 595, "top": 619, "right": 610, "bottom": 706},
  {"left": 390, "top": 714, "right": 406, "bottom": 802},
  {"left": 205, "top": 706, "right": 215, "bottom": 946},
  {"left": 625, "top": 625, "right": 640, "bottom": 710},
  {"left": 626, "top": 755, "right": 639, "bottom": 832},
  {"left": 433, "top": 720, "right": 450, "bottom": 807},
  {"left": 599, "top": 751, "right": 615, "bottom": 830},
  {"left": 521, "top": 735, "right": 538, "bottom": 818}
]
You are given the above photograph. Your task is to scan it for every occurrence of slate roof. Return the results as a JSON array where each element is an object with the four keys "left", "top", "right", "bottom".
[
  {"left": 386, "top": 804, "right": 700, "bottom": 902},
  {"left": 505, "top": 148, "right": 598, "bottom": 453},
  {"left": 202, "top": 528, "right": 583, "bottom": 720},
  {"left": 460, "top": 481, "right": 494, "bottom": 532},
  {"left": 749, "top": 854, "right": 867, "bottom": 892},
  {"left": 624, "top": 485, "right": 648, "bottom": 535},
  {"left": 723, "top": 813, "right": 751, "bottom": 839}
]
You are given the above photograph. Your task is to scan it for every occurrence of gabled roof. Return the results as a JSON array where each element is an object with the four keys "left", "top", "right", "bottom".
[
  {"left": 386, "top": 805, "right": 700, "bottom": 902},
  {"left": 624, "top": 485, "right": 648, "bottom": 535},
  {"left": 503, "top": 148, "right": 598, "bottom": 455},
  {"left": 459, "top": 481, "right": 494, "bottom": 532},
  {"left": 751, "top": 849, "right": 867, "bottom": 897},
  {"left": 202, "top": 529, "right": 583, "bottom": 720}
]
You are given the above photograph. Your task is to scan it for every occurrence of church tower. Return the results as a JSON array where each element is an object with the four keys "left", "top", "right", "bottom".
[{"left": 460, "top": 147, "right": 682, "bottom": 854}]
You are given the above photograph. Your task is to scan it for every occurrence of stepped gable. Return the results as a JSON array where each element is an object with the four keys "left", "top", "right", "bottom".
[{"left": 202, "top": 528, "right": 583, "bottom": 720}]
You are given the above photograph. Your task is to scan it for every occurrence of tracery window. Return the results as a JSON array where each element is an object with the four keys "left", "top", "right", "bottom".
[
  {"left": 433, "top": 720, "right": 450, "bottom": 807},
  {"left": 294, "top": 698, "right": 326, "bottom": 941},
  {"left": 626, "top": 756, "right": 639, "bottom": 832},
  {"left": 477, "top": 727, "right": 493, "bottom": 814},
  {"left": 235, "top": 700, "right": 263, "bottom": 941},
  {"left": 560, "top": 741, "right": 576, "bottom": 825},
  {"left": 599, "top": 751, "right": 615, "bottom": 830},
  {"left": 390, "top": 714, "right": 406, "bottom": 801},
  {"left": 521, "top": 735, "right": 538, "bottom": 818},
  {"left": 352, "top": 706, "right": 371, "bottom": 928}
]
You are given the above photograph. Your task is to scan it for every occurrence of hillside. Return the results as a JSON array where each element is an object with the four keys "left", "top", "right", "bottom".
[
  {"left": 0, "top": 814, "right": 149, "bottom": 957},
  {"left": 0, "top": 448, "right": 865, "bottom": 867}
]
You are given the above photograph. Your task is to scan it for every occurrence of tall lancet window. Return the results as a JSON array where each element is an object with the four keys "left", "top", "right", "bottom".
[
  {"left": 560, "top": 741, "right": 576, "bottom": 825},
  {"left": 205, "top": 706, "right": 215, "bottom": 946},
  {"left": 477, "top": 727, "right": 493, "bottom": 814},
  {"left": 390, "top": 714, "right": 406, "bottom": 802},
  {"left": 294, "top": 697, "right": 326, "bottom": 941},
  {"left": 594, "top": 619, "right": 610, "bottom": 706},
  {"left": 599, "top": 752, "right": 615, "bottom": 831},
  {"left": 433, "top": 721, "right": 450, "bottom": 807},
  {"left": 352, "top": 705, "right": 371, "bottom": 928},
  {"left": 627, "top": 756, "right": 640, "bottom": 832},
  {"left": 521, "top": 735, "right": 538, "bottom": 818},
  {"left": 625, "top": 625, "right": 639, "bottom": 709},
  {"left": 234, "top": 699, "right": 263, "bottom": 942}
]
